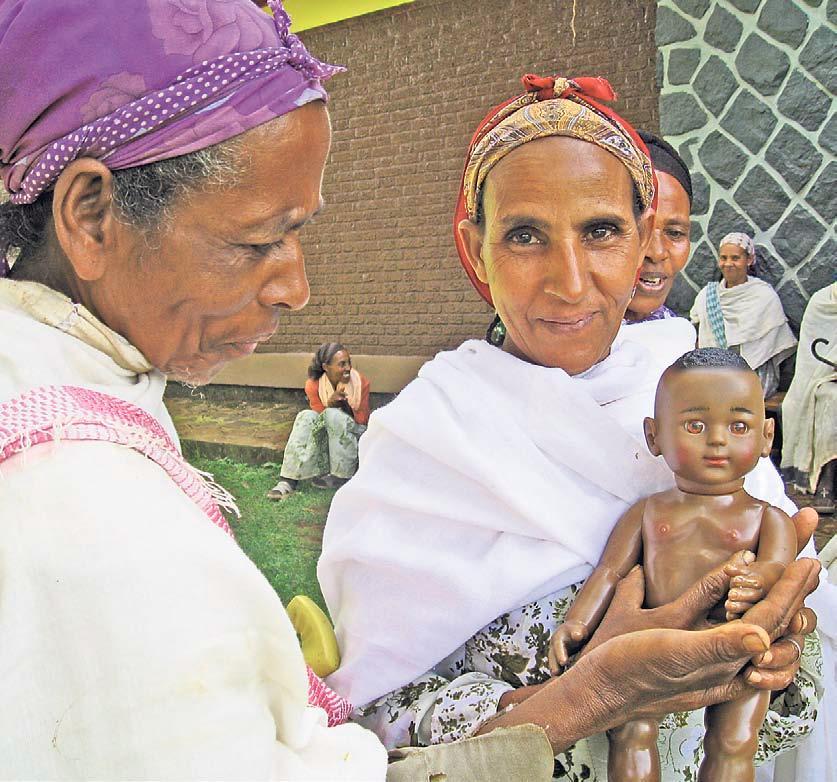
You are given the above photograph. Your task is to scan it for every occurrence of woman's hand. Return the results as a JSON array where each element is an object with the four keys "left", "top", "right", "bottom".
[
  {"left": 580, "top": 507, "right": 819, "bottom": 658},
  {"left": 327, "top": 383, "right": 348, "bottom": 407},
  {"left": 479, "top": 557, "right": 821, "bottom": 753}
]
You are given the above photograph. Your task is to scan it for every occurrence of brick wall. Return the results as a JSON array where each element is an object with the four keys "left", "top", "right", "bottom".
[{"left": 263, "top": 0, "right": 660, "bottom": 356}]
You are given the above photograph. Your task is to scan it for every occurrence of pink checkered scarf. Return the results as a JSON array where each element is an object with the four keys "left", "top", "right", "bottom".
[{"left": 0, "top": 383, "right": 352, "bottom": 726}]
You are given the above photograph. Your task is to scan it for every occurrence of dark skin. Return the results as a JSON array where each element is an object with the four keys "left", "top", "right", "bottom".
[
  {"left": 17, "top": 102, "right": 331, "bottom": 386},
  {"left": 625, "top": 171, "right": 692, "bottom": 322},
  {"left": 550, "top": 367, "right": 798, "bottom": 782},
  {"left": 323, "top": 349, "right": 353, "bottom": 412},
  {"left": 458, "top": 136, "right": 820, "bottom": 757}
]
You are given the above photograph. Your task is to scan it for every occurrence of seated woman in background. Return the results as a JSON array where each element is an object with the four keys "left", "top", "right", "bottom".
[
  {"left": 690, "top": 232, "right": 797, "bottom": 398},
  {"left": 268, "top": 342, "right": 370, "bottom": 498}
]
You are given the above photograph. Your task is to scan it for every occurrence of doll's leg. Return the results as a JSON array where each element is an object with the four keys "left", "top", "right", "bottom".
[
  {"left": 607, "top": 719, "right": 660, "bottom": 782},
  {"left": 698, "top": 689, "right": 771, "bottom": 782}
]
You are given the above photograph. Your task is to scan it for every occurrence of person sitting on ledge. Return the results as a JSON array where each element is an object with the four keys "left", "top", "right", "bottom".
[
  {"left": 268, "top": 342, "right": 370, "bottom": 499},
  {"left": 690, "top": 232, "right": 797, "bottom": 398}
]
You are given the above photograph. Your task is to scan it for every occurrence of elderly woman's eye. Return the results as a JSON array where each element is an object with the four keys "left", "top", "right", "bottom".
[
  {"left": 684, "top": 420, "right": 704, "bottom": 434},
  {"left": 587, "top": 224, "right": 618, "bottom": 241},
  {"left": 248, "top": 240, "right": 284, "bottom": 256},
  {"left": 507, "top": 228, "right": 541, "bottom": 245},
  {"left": 729, "top": 421, "right": 749, "bottom": 435}
]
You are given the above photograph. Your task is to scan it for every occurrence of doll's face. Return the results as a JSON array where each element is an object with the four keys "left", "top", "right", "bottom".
[{"left": 644, "top": 367, "right": 773, "bottom": 492}]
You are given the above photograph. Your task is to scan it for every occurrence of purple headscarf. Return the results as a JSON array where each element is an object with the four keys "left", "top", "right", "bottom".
[{"left": 0, "top": 0, "right": 341, "bottom": 207}]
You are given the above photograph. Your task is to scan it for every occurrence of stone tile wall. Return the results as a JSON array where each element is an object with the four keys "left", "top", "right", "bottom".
[{"left": 656, "top": 0, "right": 835, "bottom": 328}]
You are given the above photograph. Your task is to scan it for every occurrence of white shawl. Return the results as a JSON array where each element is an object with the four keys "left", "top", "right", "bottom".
[
  {"left": 781, "top": 283, "right": 837, "bottom": 493},
  {"left": 0, "top": 279, "right": 386, "bottom": 780},
  {"left": 690, "top": 276, "right": 797, "bottom": 370},
  {"left": 319, "top": 323, "right": 793, "bottom": 708}
]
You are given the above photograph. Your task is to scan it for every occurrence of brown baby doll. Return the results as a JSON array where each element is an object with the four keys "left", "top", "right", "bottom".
[{"left": 550, "top": 347, "right": 797, "bottom": 782}]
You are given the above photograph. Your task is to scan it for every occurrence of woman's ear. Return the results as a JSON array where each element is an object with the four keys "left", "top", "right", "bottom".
[
  {"left": 761, "top": 417, "right": 775, "bottom": 458},
  {"left": 457, "top": 218, "right": 487, "bottom": 284},
  {"left": 51, "top": 158, "right": 120, "bottom": 282},
  {"left": 644, "top": 417, "right": 661, "bottom": 456}
]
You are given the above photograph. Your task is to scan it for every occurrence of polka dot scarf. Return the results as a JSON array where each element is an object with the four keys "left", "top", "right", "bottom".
[{"left": 0, "top": 0, "right": 342, "bottom": 208}]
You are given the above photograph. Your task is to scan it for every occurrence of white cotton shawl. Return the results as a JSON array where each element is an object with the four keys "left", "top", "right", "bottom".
[
  {"left": 320, "top": 322, "right": 794, "bottom": 709},
  {"left": 0, "top": 279, "right": 387, "bottom": 780},
  {"left": 781, "top": 283, "right": 837, "bottom": 493},
  {"left": 691, "top": 276, "right": 797, "bottom": 370}
]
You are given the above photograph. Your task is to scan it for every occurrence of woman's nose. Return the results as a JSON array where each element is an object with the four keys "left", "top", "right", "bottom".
[
  {"left": 646, "top": 228, "right": 667, "bottom": 263},
  {"left": 258, "top": 242, "right": 310, "bottom": 311},
  {"left": 544, "top": 244, "right": 585, "bottom": 303}
]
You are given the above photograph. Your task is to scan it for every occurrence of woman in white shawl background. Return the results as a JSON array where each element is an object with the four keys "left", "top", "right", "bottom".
[
  {"left": 319, "top": 75, "right": 832, "bottom": 781},
  {"left": 690, "top": 232, "right": 797, "bottom": 398},
  {"left": 781, "top": 282, "right": 837, "bottom": 499}
]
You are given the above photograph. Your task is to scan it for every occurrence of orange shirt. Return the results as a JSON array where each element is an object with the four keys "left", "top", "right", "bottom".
[{"left": 304, "top": 374, "right": 371, "bottom": 426}]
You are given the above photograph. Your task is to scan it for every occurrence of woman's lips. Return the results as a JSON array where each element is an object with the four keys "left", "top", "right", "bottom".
[
  {"left": 223, "top": 341, "right": 260, "bottom": 358},
  {"left": 538, "top": 312, "right": 597, "bottom": 332},
  {"left": 636, "top": 272, "right": 668, "bottom": 293}
]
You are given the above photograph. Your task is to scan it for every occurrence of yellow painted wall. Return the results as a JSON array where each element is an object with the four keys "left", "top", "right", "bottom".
[{"left": 283, "top": 0, "right": 413, "bottom": 31}]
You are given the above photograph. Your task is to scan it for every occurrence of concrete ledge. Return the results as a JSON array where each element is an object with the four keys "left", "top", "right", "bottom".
[{"left": 211, "top": 352, "right": 430, "bottom": 394}]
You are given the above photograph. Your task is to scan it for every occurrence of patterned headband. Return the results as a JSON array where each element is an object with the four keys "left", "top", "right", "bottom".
[{"left": 454, "top": 75, "right": 656, "bottom": 305}]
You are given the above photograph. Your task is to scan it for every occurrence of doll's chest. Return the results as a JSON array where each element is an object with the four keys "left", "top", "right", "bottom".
[{"left": 640, "top": 497, "right": 765, "bottom": 605}]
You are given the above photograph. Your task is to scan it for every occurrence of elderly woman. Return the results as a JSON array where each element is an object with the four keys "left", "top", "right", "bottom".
[
  {"left": 268, "top": 342, "right": 370, "bottom": 498},
  {"left": 0, "top": 2, "right": 387, "bottom": 778},
  {"left": 690, "top": 232, "right": 797, "bottom": 398},
  {"left": 319, "top": 76, "right": 827, "bottom": 780}
]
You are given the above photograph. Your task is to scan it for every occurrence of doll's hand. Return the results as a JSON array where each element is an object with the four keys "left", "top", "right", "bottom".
[
  {"left": 724, "top": 560, "right": 786, "bottom": 621},
  {"left": 549, "top": 620, "right": 589, "bottom": 674},
  {"left": 724, "top": 562, "right": 765, "bottom": 621}
]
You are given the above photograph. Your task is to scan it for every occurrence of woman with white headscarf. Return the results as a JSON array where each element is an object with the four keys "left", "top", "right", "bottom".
[{"left": 690, "top": 232, "right": 797, "bottom": 398}]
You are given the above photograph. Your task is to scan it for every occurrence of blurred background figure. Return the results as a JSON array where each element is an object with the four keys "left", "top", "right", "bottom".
[
  {"left": 781, "top": 282, "right": 837, "bottom": 511},
  {"left": 268, "top": 342, "right": 370, "bottom": 499},
  {"left": 690, "top": 232, "right": 797, "bottom": 397}
]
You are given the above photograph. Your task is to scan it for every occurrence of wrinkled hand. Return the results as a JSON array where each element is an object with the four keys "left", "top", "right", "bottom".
[
  {"left": 549, "top": 620, "right": 589, "bottom": 674},
  {"left": 483, "top": 558, "right": 821, "bottom": 753},
  {"left": 581, "top": 506, "right": 819, "bottom": 658},
  {"left": 580, "top": 551, "right": 755, "bottom": 659}
]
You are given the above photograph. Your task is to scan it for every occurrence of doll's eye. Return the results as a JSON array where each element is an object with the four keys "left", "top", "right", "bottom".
[
  {"left": 730, "top": 421, "right": 749, "bottom": 435},
  {"left": 684, "top": 420, "right": 705, "bottom": 434}
]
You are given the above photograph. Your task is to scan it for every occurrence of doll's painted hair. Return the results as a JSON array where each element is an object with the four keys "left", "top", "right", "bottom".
[{"left": 668, "top": 348, "right": 751, "bottom": 374}]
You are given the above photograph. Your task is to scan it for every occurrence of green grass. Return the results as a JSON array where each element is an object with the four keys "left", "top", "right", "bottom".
[{"left": 193, "top": 457, "right": 336, "bottom": 612}]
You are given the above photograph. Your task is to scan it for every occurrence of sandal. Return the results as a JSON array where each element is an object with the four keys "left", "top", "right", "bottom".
[
  {"left": 266, "top": 479, "right": 296, "bottom": 500},
  {"left": 311, "top": 474, "right": 348, "bottom": 490}
]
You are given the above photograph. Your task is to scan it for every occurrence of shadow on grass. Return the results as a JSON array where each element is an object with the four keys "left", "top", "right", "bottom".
[{"left": 194, "top": 457, "right": 337, "bottom": 614}]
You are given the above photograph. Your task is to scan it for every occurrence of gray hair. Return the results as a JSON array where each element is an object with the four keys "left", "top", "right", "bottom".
[{"left": 0, "top": 136, "right": 247, "bottom": 272}]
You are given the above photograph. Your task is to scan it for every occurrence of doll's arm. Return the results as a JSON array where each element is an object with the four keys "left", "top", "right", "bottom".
[
  {"left": 725, "top": 505, "right": 797, "bottom": 621},
  {"left": 549, "top": 501, "right": 645, "bottom": 672}
]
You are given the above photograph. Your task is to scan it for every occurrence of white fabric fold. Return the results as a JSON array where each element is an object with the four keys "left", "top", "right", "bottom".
[{"left": 781, "top": 283, "right": 837, "bottom": 492}]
